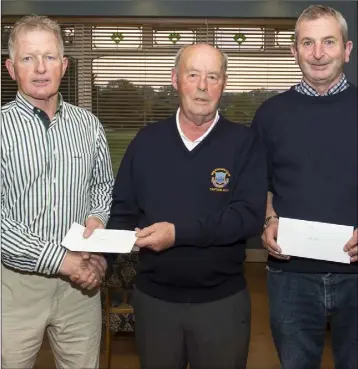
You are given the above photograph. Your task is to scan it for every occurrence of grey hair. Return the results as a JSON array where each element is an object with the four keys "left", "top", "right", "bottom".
[
  {"left": 294, "top": 5, "right": 349, "bottom": 46},
  {"left": 8, "top": 15, "right": 64, "bottom": 61},
  {"left": 174, "top": 43, "right": 228, "bottom": 74}
]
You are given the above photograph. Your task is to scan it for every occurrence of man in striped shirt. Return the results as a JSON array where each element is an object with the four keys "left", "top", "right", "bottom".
[{"left": 1, "top": 15, "right": 114, "bottom": 368}]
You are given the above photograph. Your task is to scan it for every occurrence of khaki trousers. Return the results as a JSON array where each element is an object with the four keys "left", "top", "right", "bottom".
[{"left": 1, "top": 265, "right": 102, "bottom": 369}]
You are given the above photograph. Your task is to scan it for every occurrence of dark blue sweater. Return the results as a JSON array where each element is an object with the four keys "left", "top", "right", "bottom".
[
  {"left": 107, "top": 115, "right": 267, "bottom": 302},
  {"left": 251, "top": 85, "right": 357, "bottom": 273}
]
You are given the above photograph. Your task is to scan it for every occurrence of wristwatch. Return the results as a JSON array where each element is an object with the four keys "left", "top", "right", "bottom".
[{"left": 263, "top": 215, "right": 279, "bottom": 229}]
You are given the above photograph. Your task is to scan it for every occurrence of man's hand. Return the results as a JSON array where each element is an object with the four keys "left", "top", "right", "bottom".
[
  {"left": 262, "top": 218, "right": 290, "bottom": 260},
  {"left": 82, "top": 253, "right": 108, "bottom": 278},
  {"left": 135, "top": 222, "right": 175, "bottom": 252},
  {"left": 83, "top": 216, "right": 104, "bottom": 238},
  {"left": 70, "top": 253, "right": 108, "bottom": 287},
  {"left": 59, "top": 251, "right": 103, "bottom": 290},
  {"left": 344, "top": 228, "right": 358, "bottom": 263}
]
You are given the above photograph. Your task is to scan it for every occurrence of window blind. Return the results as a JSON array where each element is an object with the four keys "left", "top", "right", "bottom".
[{"left": 1, "top": 17, "right": 302, "bottom": 173}]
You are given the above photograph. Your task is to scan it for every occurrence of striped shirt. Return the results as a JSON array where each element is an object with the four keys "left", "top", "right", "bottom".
[
  {"left": 1, "top": 92, "right": 114, "bottom": 275},
  {"left": 295, "top": 73, "right": 349, "bottom": 96}
]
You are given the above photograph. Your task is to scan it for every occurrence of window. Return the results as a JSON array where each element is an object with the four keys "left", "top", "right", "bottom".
[
  {"left": 154, "top": 29, "right": 196, "bottom": 47},
  {"left": 215, "top": 27, "right": 264, "bottom": 50},
  {"left": 1, "top": 18, "right": 302, "bottom": 173},
  {"left": 275, "top": 29, "right": 296, "bottom": 48},
  {"left": 92, "top": 26, "right": 142, "bottom": 49}
]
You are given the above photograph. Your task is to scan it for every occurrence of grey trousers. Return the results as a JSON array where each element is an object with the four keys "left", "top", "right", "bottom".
[{"left": 133, "top": 286, "right": 251, "bottom": 369}]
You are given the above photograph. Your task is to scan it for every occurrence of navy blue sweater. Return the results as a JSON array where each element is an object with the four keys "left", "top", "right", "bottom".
[
  {"left": 107, "top": 115, "right": 267, "bottom": 302},
  {"left": 251, "top": 85, "right": 357, "bottom": 273}
]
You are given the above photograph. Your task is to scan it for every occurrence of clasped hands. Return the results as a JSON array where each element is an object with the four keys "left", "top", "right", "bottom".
[{"left": 59, "top": 216, "right": 108, "bottom": 290}]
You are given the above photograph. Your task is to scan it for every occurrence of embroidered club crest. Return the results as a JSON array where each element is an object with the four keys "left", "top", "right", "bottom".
[{"left": 210, "top": 168, "right": 231, "bottom": 192}]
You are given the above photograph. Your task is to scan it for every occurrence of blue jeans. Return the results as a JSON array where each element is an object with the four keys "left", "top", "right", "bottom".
[{"left": 267, "top": 266, "right": 358, "bottom": 369}]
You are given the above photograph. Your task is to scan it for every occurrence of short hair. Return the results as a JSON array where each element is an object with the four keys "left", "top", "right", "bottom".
[
  {"left": 295, "top": 5, "right": 349, "bottom": 46},
  {"left": 8, "top": 15, "right": 64, "bottom": 60},
  {"left": 174, "top": 43, "right": 228, "bottom": 75}
]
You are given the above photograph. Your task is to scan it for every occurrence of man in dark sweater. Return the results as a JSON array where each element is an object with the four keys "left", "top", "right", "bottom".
[
  {"left": 251, "top": 5, "right": 357, "bottom": 369},
  {"left": 107, "top": 43, "right": 267, "bottom": 369}
]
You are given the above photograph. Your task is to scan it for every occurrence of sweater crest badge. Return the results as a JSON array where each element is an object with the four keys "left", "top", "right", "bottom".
[{"left": 210, "top": 168, "right": 231, "bottom": 192}]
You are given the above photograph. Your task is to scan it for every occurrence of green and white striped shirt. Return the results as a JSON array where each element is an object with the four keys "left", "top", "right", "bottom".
[{"left": 1, "top": 92, "right": 114, "bottom": 275}]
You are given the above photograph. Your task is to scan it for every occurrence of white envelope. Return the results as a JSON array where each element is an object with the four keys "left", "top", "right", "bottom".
[
  {"left": 277, "top": 217, "right": 353, "bottom": 264},
  {"left": 62, "top": 222, "right": 137, "bottom": 253}
]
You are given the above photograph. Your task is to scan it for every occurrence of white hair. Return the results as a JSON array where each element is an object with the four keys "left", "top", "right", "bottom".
[{"left": 8, "top": 15, "right": 64, "bottom": 60}]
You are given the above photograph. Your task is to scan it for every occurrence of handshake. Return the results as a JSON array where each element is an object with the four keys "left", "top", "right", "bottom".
[
  {"left": 56, "top": 217, "right": 177, "bottom": 290},
  {"left": 58, "top": 216, "right": 108, "bottom": 290},
  {"left": 59, "top": 251, "right": 107, "bottom": 290}
]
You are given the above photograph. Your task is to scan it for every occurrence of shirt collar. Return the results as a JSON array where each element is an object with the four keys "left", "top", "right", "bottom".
[
  {"left": 15, "top": 92, "right": 65, "bottom": 121},
  {"left": 176, "top": 108, "right": 220, "bottom": 143},
  {"left": 295, "top": 74, "right": 349, "bottom": 96}
]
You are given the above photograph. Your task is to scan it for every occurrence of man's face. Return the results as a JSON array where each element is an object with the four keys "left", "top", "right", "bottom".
[
  {"left": 6, "top": 29, "right": 68, "bottom": 105},
  {"left": 291, "top": 16, "right": 352, "bottom": 90},
  {"left": 172, "top": 44, "right": 227, "bottom": 125}
]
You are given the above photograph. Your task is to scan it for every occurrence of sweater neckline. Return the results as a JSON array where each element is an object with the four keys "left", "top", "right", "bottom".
[
  {"left": 170, "top": 115, "right": 224, "bottom": 156},
  {"left": 287, "top": 84, "right": 356, "bottom": 104}
]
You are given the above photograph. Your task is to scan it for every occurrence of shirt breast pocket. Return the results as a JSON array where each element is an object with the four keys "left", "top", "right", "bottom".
[{"left": 67, "top": 151, "right": 94, "bottom": 182}]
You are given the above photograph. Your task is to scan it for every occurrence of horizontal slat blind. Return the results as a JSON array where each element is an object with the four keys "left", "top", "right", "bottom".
[{"left": 1, "top": 18, "right": 302, "bottom": 173}]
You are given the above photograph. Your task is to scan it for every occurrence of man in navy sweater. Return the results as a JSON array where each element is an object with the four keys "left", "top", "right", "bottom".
[
  {"left": 107, "top": 43, "right": 267, "bottom": 369},
  {"left": 251, "top": 5, "right": 357, "bottom": 369}
]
